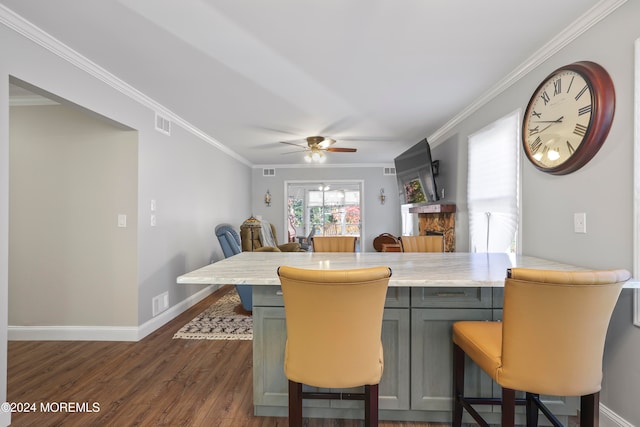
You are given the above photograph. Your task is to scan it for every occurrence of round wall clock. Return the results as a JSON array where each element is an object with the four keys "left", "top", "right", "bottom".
[{"left": 522, "top": 61, "right": 615, "bottom": 175}]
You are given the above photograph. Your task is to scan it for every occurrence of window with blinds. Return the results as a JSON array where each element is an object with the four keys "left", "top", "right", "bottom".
[{"left": 467, "top": 111, "right": 520, "bottom": 253}]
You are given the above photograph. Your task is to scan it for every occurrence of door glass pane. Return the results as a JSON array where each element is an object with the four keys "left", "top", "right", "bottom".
[{"left": 287, "top": 182, "right": 361, "bottom": 241}]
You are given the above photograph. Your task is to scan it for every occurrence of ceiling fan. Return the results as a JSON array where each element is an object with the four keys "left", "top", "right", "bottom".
[{"left": 280, "top": 136, "right": 357, "bottom": 162}]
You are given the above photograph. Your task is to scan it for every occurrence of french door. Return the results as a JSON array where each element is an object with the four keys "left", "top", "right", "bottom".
[{"left": 287, "top": 181, "right": 362, "bottom": 242}]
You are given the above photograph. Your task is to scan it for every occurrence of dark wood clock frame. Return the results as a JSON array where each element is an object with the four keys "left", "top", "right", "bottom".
[{"left": 522, "top": 61, "right": 616, "bottom": 175}]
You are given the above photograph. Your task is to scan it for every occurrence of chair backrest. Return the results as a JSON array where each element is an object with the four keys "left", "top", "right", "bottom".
[
  {"left": 240, "top": 222, "right": 280, "bottom": 251},
  {"left": 277, "top": 266, "right": 392, "bottom": 388},
  {"left": 399, "top": 235, "right": 444, "bottom": 252},
  {"left": 312, "top": 236, "right": 357, "bottom": 252},
  {"left": 215, "top": 223, "right": 242, "bottom": 258},
  {"left": 499, "top": 268, "right": 630, "bottom": 396},
  {"left": 298, "top": 227, "right": 317, "bottom": 251}
]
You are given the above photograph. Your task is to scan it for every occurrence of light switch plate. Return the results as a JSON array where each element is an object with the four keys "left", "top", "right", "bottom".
[{"left": 574, "top": 213, "right": 586, "bottom": 233}]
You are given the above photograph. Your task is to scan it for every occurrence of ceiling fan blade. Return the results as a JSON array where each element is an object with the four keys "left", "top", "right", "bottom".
[
  {"left": 281, "top": 150, "right": 306, "bottom": 155},
  {"left": 326, "top": 147, "right": 357, "bottom": 152},
  {"left": 317, "top": 138, "right": 336, "bottom": 149},
  {"left": 279, "top": 141, "right": 306, "bottom": 148}
]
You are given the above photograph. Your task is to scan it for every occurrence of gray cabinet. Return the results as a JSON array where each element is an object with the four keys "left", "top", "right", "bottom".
[
  {"left": 410, "top": 289, "right": 494, "bottom": 413},
  {"left": 252, "top": 287, "right": 411, "bottom": 415},
  {"left": 252, "top": 285, "right": 578, "bottom": 422}
]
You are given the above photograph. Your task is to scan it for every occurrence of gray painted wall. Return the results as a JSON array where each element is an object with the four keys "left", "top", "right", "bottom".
[
  {"left": 422, "top": 3, "right": 640, "bottom": 423},
  {"left": 9, "top": 104, "right": 138, "bottom": 326},
  {"left": 250, "top": 166, "right": 400, "bottom": 252},
  {"left": 1, "top": 1, "right": 640, "bottom": 425},
  {"left": 0, "top": 18, "right": 252, "bottom": 425}
]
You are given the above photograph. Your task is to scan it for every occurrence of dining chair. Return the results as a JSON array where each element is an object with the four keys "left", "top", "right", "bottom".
[
  {"left": 452, "top": 267, "right": 630, "bottom": 427},
  {"left": 399, "top": 235, "right": 444, "bottom": 252},
  {"left": 297, "top": 227, "right": 317, "bottom": 251},
  {"left": 277, "top": 265, "right": 392, "bottom": 427},
  {"left": 311, "top": 235, "right": 357, "bottom": 252}
]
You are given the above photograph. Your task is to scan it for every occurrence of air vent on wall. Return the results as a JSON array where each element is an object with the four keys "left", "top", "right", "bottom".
[
  {"left": 263, "top": 168, "right": 276, "bottom": 177},
  {"left": 383, "top": 167, "right": 396, "bottom": 176},
  {"left": 155, "top": 113, "right": 171, "bottom": 136}
]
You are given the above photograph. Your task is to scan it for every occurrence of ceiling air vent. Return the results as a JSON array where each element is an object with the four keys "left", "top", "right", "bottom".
[
  {"left": 263, "top": 168, "right": 276, "bottom": 177},
  {"left": 383, "top": 167, "right": 396, "bottom": 176},
  {"left": 155, "top": 113, "right": 171, "bottom": 136}
]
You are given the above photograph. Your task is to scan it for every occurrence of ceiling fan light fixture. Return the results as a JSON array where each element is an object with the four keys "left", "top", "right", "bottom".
[{"left": 307, "top": 149, "right": 325, "bottom": 163}]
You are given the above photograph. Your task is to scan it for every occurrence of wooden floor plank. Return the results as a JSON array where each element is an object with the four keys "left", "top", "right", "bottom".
[{"left": 8, "top": 286, "right": 449, "bottom": 426}]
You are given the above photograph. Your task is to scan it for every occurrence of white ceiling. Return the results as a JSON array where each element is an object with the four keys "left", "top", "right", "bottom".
[{"left": 2, "top": 0, "right": 608, "bottom": 166}]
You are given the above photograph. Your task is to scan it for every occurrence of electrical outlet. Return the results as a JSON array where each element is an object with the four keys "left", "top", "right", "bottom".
[
  {"left": 152, "top": 291, "right": 169, "bottom": 316},
  {"left": 574, "top": 213, "right": 587, "bottom": 234}
]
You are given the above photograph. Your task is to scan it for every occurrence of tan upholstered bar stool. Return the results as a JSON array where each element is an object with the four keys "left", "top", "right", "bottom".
[
  {"left": 452, "top": 268, "right": 630, "bottom": 427},
  {"left": 399, "top": 235, "right": 444, "bottom": 252},
  {"left": 277, "top": 266, "right": 392, "bottom": 427},
  {"left": 311, "top": 235, "right": 357, "bottom": 252}
]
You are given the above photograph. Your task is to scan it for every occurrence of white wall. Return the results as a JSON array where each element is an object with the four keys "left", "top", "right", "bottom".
[{"left": 426, "top": 2, "right": 640, "bottom": 424}]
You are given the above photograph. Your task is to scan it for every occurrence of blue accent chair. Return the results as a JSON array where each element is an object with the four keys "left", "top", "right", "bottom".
[{"left": 215, "top": 223, "right": 252, "bottom": 311}]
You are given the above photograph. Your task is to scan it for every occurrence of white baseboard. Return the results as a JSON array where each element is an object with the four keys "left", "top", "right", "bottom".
[
  {"left": 8, "top": 285, "right": 218, "bottom": 342},
  {"left": 600, "top": 403, "right": 634, "bottom": 427},
  {"left": 136, "top": 285, "right": 218, "bottom": 340}
]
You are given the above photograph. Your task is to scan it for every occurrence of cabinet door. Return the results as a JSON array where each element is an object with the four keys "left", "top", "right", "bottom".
[
  {"left": 253, "top": 307, "right": 329, "bottom": 408},
  {"left": 380, "top": 308, "right": 410, "bottom": 410},
  {"left": 252, "top": 306, "right": 288, "bottom": 407},
  {"left": 253, "top": 307, "right": 410, "bottom": 410},
  {"left": 411, "top": 308, "right": 493, "bottom": 411},
  {"left": 331, "top": 308, "right": 410, "bottom": 410}
]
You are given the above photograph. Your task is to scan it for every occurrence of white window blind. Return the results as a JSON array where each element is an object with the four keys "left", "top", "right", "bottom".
[{"left": 468, "top": 111, "right": 520, "bottom": 253}]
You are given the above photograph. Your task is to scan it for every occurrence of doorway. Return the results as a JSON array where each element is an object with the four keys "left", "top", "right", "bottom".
[
  {"left": 8, "top": 77, "right": 139, "bottom": 333},
  {"left": 287, "top": 180, "right": 363, "bottom": 249}
]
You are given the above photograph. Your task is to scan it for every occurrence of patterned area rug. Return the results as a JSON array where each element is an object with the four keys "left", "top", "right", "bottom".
[{"left": 173, "top": 287, "right": 252, "bottom": 340}]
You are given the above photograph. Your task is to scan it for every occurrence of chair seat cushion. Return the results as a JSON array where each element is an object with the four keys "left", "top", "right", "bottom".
[{"left": 453, "top": 321, "right": 502, "bottom": 382}]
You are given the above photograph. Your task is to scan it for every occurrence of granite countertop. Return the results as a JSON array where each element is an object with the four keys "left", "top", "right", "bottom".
[{"left": 176, "top": 252, "right": 638, "bottom": 287}]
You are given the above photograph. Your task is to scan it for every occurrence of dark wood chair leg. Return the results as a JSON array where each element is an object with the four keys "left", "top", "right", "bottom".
[
  {"left": 526, "top": 392, "right": 539, "bottom": 427},
  {"left": 288, "top": 380, "right": 303, "bottom": 427},
  {"left": 452, "top": 343, "right": 465, "bottom": 427},
  {"left": 365, "top": 384, "right": 379, "bottom": 427},
  {"left": 501, "top": 387, "right": 516, "bottom": 427},
  {"left": 580, "top": 392, "right": 599, "bottom": 427}
]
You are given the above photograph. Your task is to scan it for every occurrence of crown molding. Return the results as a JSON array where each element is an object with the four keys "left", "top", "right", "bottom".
[
  {"left": 0, "top": 4, "right": 252, "bottom": 167},
  {"left": 429, "top": 0, "right": 627, "bottom": 147},
  {"left": 252, "top": 162, "right": 395, "bottom": 169},
  {"left": 1, "top": 1, "right": 626, "bottom": 164}
]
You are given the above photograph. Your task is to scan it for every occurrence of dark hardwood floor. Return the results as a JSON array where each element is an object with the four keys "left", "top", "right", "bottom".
[{"left": 8, "top": 286, "right": 450, "bottom": 427}]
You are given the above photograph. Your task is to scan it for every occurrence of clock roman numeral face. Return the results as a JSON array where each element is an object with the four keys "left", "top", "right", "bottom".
[{"left": 523, "top": 70, "right": 593, "bottom": 169}]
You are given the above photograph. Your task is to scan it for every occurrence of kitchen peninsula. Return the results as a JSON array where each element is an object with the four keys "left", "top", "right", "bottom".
[{"left": 177, "top": 252, "right": 637, "bottom": 423}]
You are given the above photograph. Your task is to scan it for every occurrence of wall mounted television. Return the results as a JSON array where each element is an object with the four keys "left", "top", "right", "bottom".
[{"left": 394, "top": 138, "right": 439, "bottom": 204}]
